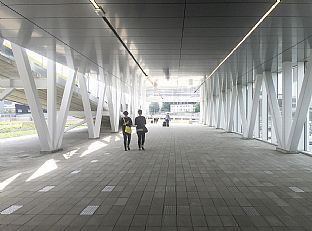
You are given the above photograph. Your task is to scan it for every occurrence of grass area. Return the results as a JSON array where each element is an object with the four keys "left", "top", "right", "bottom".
[
  {"left": 0, "top": 129, "right": 37, "bottom": 139},
  {"left": 0, "top": 121, "right": 35, "bottom": 131},
  {"left": 0, "top": 120, "right": 86, "bottom": 139}
]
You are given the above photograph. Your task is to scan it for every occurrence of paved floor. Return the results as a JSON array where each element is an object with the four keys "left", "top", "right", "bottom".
[{"left": 1, "top": 124, "right": 312, "bottom": 231}]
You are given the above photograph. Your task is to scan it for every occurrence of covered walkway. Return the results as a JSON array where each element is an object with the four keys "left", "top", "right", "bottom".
[{"left": 1, "top": 124, "right": 312, "bottom": 230}]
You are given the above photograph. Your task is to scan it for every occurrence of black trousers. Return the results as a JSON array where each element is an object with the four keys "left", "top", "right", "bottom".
[
  {"left": 137, "top": 131, "right": 145, "bottom": 147},
  {"left": 123, "top": 132, "right": 131, "bottom": 149}
]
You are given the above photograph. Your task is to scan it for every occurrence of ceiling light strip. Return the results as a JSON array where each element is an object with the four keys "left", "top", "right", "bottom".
[
  {"left": 89, "top": 0, "right": 100, "bottom": 9},
  {"left": 89, "top": 0, "right": 152, "bottom": 84},
  {"left": 195, "top": 0, "right": 281, "bottom": 93}
]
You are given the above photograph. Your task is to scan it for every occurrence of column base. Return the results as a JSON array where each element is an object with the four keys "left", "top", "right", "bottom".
[
  {"left": 276, "top": 147, "right": 299, "bottom": 154},
  {"left": 226, "top": 130, "right": 235, "bottom": 133},
  {"left": 88, "top": 137, "right": 100, "bottom": 140},
  {"left": 40, "top": 148, "right": 63, "bottom": 154},
  {"left": 241, "top": 137, "right": 252, "bottom": 140}
]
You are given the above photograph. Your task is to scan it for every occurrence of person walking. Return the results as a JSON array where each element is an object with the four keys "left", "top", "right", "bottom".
[
  {"left": 165, "top": 113, "right": 171, "bottom": 127},
  {"left": 135, "top": 109, "right": 147, "bottom": 150},
  {"left": 121, "top": 111, "right": 133, "bottom": 151}
]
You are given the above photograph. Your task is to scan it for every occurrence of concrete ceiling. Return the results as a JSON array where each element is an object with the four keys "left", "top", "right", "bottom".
[{"left": 0, "top": 0, "right": 311, "bottom": 89}]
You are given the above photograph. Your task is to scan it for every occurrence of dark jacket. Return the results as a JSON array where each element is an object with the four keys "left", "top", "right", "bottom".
[
  {"left": 135, "top": 115, "right": 146, "bottom": 130},
  {"left": 120, "top": 117, "right": 133, "bottom": 133}
]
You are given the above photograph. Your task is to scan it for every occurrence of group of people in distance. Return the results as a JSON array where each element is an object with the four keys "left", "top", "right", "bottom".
[{"left": 120, "top": 109, "right": 147, "bottom": 151}]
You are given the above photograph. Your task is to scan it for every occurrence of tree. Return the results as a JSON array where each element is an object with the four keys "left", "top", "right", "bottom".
[
  {"left": 161, "top": 102, "right": 171, "bottom": 112},
  {"left": 195, "top": 102, "right": 200, "bottom": 112},
  {"left": 149, "top": 102, "right": 160, "bottom": 114}
]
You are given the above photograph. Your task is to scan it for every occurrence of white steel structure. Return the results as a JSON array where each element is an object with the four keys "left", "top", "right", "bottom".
[
  {"left": 200, "top": 52, "right": 312, "bottom": 153},
  {"left": 1, "top": 0, "right": 312, "bottom": 155}
]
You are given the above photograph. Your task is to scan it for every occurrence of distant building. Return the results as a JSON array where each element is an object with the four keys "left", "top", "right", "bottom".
[
  {"left": 170, "top": 104, "right": 194, "bottom": 113},
  {"left": 15, "top": 104, "right": 31, "bottom": 114},
  {"left": 0, "top": 100, "right": 15, "bottom": 114}
]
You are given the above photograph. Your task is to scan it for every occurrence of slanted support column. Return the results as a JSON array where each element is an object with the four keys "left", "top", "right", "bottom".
[
  {"left": 55, "top": 47, "right": 77, "bottom": 149},
  {"left": 261, "top": 77, "right": 268, "bottom": 140},
  {"left": 11, "top": 43, "right": 51, "bottom": 152},
  {"left": 227, "top": 81, "right": 237, "bottom": 132},
  {"left": 0, "top": 88, "right": 14, "bottom": 100},
  {"left": 264, "top": 71, "right": 283, "bottom": 147},
  {"left": 287, "top": 57, "right": 312, "bottom": 152},
  {"left": 107, "top": 56, "right": 122, "bottom": 133},
  {"left": 216, "top": 76, "right": 223, "bottom": 129},
  {"left": 204, "top": 80, "right": 210, "bottom": 125},
  {"left": 93, "top": 42, "right": 108, "bottom": 138},
  {"left": 56, "top": 69, "right": 77, "bottom": 149},
  {"left": 207, "top": 79, "right": 213, "bottom": 126},
  {"left": 246, "top": 74, "right": 263, "bottom": 139},
  {"left": 47, "top": 40, "right": 57, "bottom": 149},
  {"left": 78, "top": 71, "right": 96, "bottom": 138},
  {"left": 237, "top": 84, "right": 247, "bottom": 135},
  {"left": 282, "top": 61, "right": 292, "bottom": 149},
  {"left": 297, "top": 62, "right": 307, "bottom": 150}
]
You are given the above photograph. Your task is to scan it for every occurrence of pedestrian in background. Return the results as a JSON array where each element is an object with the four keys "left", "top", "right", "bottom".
[
  {"left": 135, "top": 109, "right": 147, "bottom": 150},
  {"left": 165, "top": 113, "right": 171, "bottom": 127}
]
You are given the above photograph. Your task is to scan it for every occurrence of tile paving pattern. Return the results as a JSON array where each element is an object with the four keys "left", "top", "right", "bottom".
[{"left": 1, "top": 124, "right": 312, "bottom": 230}]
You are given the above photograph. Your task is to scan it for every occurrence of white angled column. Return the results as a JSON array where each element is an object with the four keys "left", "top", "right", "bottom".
[
  {"left": 264, "top": 71, "right": 283, "bottom": 147},
  {"left": 0, "top": 88, "right": 14, "bottom": 100},
  {"left": 47, "top": 41, "right": 57, "bottom": 149},
  {"left": 246, "top": 74, "right": 263, "bottom": 139},
  {"left": 11, "top": 43, "right": 51, "bottom": 151},
  {"left": 56, "top": 69, "right": 77, "bottom": 148},
  {"left": 237, "top": 84, "right": 248, "bottom": 136},
  {"left": 297, "top": 62, "right": 307, "bottom": 150},
  {"left": 261, "top": 77, "right": 268, "bottom": 140},
  {"left": 208, "top": 79, "right": 213, "bottom": 126},
  {"left": 227, "top": 81, "right": 237, "bottom": 132},
  {"left": 94, "top": 71, "right": 106, "bottom": 138},
  {"left": 216, "top": 76, "right": 223, "bottom": 129},
  {"left": 282, "top": 61, "right": 292, "bottom": 149},
  {"left": 78, "top": 71, "right": 96, "bottom": 138},
  {"left": 287, "top": 57, "right": 312, "bottom": 152},
  {"left": 107, "top": 56, "right": 122, "bottom": 133}
]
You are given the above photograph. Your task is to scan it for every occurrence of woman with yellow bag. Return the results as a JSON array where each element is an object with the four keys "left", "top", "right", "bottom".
[{"left": 121, "top": 111, "right": 133, "bottom": 151}]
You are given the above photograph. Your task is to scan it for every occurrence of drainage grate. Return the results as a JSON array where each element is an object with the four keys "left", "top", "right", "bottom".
[
  {"left": 164, "top": 205, "right": 176, "bottom": 215},
  {"left": 289, "top": 187, "right": 304, "bottom": 193},
  {"left": 38, "top": 186, "right": 55, "bottom": 192},
  {"left": 80, "top": 205, "right": 99, "bottom": 215},
  {"left": 70, "top": 170, "right": 81, "bottom": 174},
  {"left": 102, "top": 186, "right": 115, "bottom": 192},
  {"left": 91, "top": 160, "right": 98, "bottom": 163},
  {"left": 243, "top": 207, "right": 260, "bottom": 216},
  {"left": 1, "top": 205, "right": 23, "bottom": 214}
]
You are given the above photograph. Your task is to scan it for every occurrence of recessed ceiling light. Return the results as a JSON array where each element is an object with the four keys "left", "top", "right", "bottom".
[{"left": 195, "top": 0, "right": 281, "bottom": 92}]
